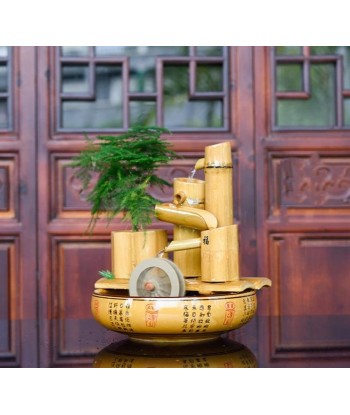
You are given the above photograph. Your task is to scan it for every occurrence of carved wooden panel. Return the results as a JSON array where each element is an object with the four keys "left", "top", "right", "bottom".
[
  {"left": 50, "top": 236, "right": 119, "bottom": 366},
  {"left": 268, "top": 152, "right": 350, "bottom": 218},
  {"left": 51, "top": 154, "right": 206, "bottom": 219},
  {"left": 50, "top": 154, "right": 95, "bottom": 220},
  {"left": 269, "top": 233, "right": 350, "bottom": 360},
  {"left": 0, "top": 155, "right": 18, "bottom": 219},
  {"left": 0, "top": 239, "right": 19, "bottom": 365}
]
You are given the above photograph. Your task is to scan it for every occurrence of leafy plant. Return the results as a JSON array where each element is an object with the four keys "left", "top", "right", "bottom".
[{"left": 70, "top": 126, "right": 179, "bottom": 232}]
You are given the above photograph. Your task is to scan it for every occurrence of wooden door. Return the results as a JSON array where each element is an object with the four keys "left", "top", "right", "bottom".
[
  {"left": 1, "top": 46, "right": 349, "bottom": 368},
  {"left": 0, "top": 47, "right": 38, "bottom": 367},
  {"left": 36, "top": 46, "right": 256, "bottom": 367},
  {"left": 255, "top": 46, "right": 350, "bottom": 367}
]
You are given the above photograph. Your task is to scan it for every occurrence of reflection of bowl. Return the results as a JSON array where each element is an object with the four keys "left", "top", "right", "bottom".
[
  {"left": 91, "top": 289, "right": 257, "bottom": 345},
  {"left": 93, "top": 337, "right": 258, "bottom": 368}
]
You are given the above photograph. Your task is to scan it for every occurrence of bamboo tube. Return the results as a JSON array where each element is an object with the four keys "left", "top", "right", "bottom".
[
  {"left": 173, "top": 178, "right": 205, "bottom": 277},
  {"left": 164, "top": 238, "right": 201, "bottom": 253},
  {"left": 195, "top": 142, "right": 234, "bottom": 227},
  {"left": 155, "top": 204, "right": 217, "bottom": 231},
  {"left": 173, "top": 178, "right": 205, "bottom": 208},
  {"left": 201, "top": 225, "right": 240, "bottom": 282},
  {"left": 111, "top": 230, "right": 168, "bottom": 279}
]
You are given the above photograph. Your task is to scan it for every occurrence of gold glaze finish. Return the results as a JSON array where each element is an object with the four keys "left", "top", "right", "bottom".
[{"left": 91, "top": 289, "right": 257, "bottom": 344}]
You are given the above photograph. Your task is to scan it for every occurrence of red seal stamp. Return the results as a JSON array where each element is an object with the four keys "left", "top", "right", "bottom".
[
  {"left": 223, "top": 301, "right": 235, "bottom": 325},
  {"left": 145, "top": 303, "right": 159, "bottom": 327}
]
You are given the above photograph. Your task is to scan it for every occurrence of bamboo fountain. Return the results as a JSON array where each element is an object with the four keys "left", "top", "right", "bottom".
[{"left": 91, "top": 142, "right": 271, "bottom": 344}]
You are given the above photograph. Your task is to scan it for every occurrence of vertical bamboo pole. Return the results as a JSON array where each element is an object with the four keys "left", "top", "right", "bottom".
[
  {"left": 201, "top": 225, "right": 240, "bottom": 282},
  {"left": 173, "top": 178, "right": 205, "bottom": 277},
  {"left": 199, "top": 142, "right": 234, "bottom": 227}
]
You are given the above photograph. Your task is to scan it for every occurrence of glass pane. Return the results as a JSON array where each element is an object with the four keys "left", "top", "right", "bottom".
[
  {"left": 164, "top": 65, "right": 223, "bottom": 129},
  {"left": 129, "top": 56, "right": 156, "bottom": 93},
  {"left": 0, "top": 99, "right": 8, "bottom": 129},
  {"left": 275, "top": 46, "right": 302, "bottom": 55},
  {"left": 61, "top": 65, "right": 90, "bottom": 94},
  {"left": 95, "top": 46, "right": 127, "bottom": 56},
  {"left": 310, "top": 46, "right": 339, "bottom": 55},
  {"left": 196, "top": 47, "right": 223, "bottom": 56},
  {"left": 341, "top": 47, "right": 350, "bottom": 89},
  {"left": 196, "top": 64, "right": 223, "bottom": 92},
  {"left": 129, "top": 101, "right": 156, "bottom": 126},
  {"left": 276, "top": 63, "right": 303, "bottom": 92},
  {"left": 61, "top": 46, "right": 89, "bottom": 57},
  {"left": 0, "top": 64, "right": 8, "bottom": 93},
  {"left": 0, "top": 47, "right": 8, "bottom": 58},
  {"left": 276, "top": 63, "right": 335, "bottom": 127},
  {"left": 95, "top": 46, "right": 189, "bottom": 57},
  {"left": 343, "top": 99, "right": 350, "bottom": 126},
  {"left": 61, "top": 65, "right": 123, "bottom": 129}
]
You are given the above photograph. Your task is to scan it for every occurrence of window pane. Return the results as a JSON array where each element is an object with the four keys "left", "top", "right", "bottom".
[
  {"left": 344, "top": 99, "right": 350, "bottom": 126},
  {"left": 276, "top": 63, "right": 336, "bottom": 127},
  {"left": 339, "top": 47, "right": 350, "bottom": 89},
  {"left": 130, "top": 101, "right": 156, "bottom": 126},
  {"left": 276, "top": 63, "right": 303, "bottom": 92},
  {"left": 275, "top": 46, "right": 302, "bottom": 55},
  {"left": 0, "top": 99, "right": 8, "bottom": 129},
  {"left": 95, "top": 46, "right": 189, "bottom": 57},
  {"left": 196, "top": 47, "right": 223, "bottom": 56},
  {"left": 196, "top": 64, "right": 223, "bottom": 92},
  {"left": 129, "top": 56, "right": 156, "bottom": 93},
  {"left": 61, "top": 46, "right": 89, "bottom": 57},
  {"left": 0, "top": 47, "right": 8, "bottom": 58},
  {"left": 61, "top": 65, "right": 123, "bottom": 129},
  {"left": 0, "top": 64, "right": 8, "bottom": 93},
  {"left": 164, "top": 65, "right": 223, "bottom": 129},
  {"left": 310, "top": 46, "right": 339, "bottom": 55},
  {"left": 61, "top": 65, "right": 90, "bottom": 94},
  {"left": 58, "top": 46, "right": 229, "bottom": 131}
]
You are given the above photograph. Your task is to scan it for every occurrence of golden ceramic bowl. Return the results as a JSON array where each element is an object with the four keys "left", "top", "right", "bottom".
[
  {"left": 93, "top": 338, "right": 258, "bottom": 368},
  {"left": 91, "top": 289, "right": 257, "bottom": 344}
]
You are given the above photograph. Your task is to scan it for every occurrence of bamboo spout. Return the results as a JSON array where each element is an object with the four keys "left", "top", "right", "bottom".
[
  {"left": 164, "top": 238, "right": 201, "bottom": 253},
  {"left": 155, "top": 204, "right": 218, "bottom": 230},
  {"left": 194, "top": 158, "right": 205, "bottom": 170}
]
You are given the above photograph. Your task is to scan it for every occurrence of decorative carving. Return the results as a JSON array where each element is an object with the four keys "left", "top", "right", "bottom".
[
  {"left": 53, "top": 156, "right": 202, "bottom": 219},
  {"left": 149, "top": 161, "right": 201, "bottom": 202},
  {"left": 280, "top": 154, "right": 350, "bottom": 206},
  {"left": 66, "top": 167, "right": 98, "bottom": 206}
]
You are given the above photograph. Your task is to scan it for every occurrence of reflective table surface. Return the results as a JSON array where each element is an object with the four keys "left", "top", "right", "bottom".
[{"left": 92, "top": 336, "right": 258, "bottom": 368}]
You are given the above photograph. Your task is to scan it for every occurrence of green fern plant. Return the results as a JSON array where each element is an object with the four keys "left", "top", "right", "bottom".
[{"left": 70, "top": 126, "right": 179, "bottom": 232}]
